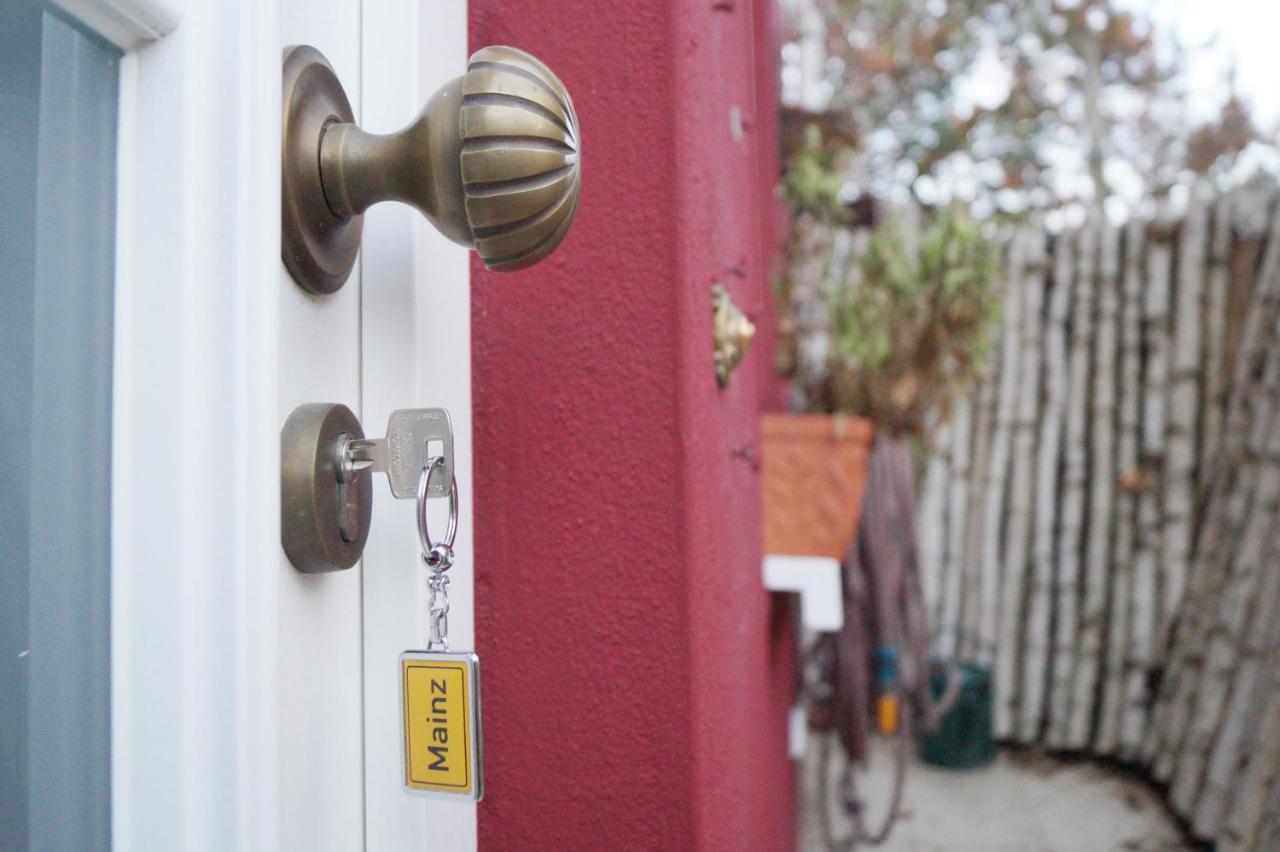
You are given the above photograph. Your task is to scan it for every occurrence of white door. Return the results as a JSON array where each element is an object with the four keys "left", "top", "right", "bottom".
[
  {"left": 357, "top": 3, "right": 476, "bottom": 849},
  {"left": 105, "top": 0, "right": 474, "bottom": 849}
]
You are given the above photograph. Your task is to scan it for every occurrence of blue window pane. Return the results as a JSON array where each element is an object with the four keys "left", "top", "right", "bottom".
[{"left": 0, "top": 3, "right": 120, "bottom": 850}]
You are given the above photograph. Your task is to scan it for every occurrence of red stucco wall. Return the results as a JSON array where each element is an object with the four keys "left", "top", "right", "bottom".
[
  {"left": 752, "top": 0, "right": 794, "bottom": 414},
  {"left": 470, "top": 0, "right": 794, "bottom": 848}
]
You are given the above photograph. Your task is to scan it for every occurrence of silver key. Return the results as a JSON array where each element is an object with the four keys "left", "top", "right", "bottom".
[{"left": 342, "top": 408, "right": 454, "bottom": 499}]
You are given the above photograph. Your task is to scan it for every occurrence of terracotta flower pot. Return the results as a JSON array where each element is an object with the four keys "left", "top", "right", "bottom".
[{"left": 761, "top": 414, "right": 874, "bottom": 559}]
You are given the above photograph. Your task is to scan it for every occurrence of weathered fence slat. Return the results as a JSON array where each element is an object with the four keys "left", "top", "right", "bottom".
[
  {"left": 1047, "top": 221, "right": 1096, "bottom": 747},
  {"left": 981, "top": 234, "right": 1025, "bottom": 676},
  {"left": 1097, "top": 219, "right": 1143, "bottom": 754},
  {"left": 959, "top": 351, "right": 1001, "bottom": 661},
  {"left": 1161, "top": 187, "right": 1208, "bottom": 642},
  {"left": 993, "top": 233, "right": 1032, "bottom": 737},
  {"left": 941, "top": 395, "right": 973, "bottom": 661},
  {"left": 999, "top": 231, "right": 1046, "bottom": 743},
  {"left": 1199, "top": 193, "right": 1233, "bottom": 482},
  {"left": 1023, "top": 228, "right": 1073, "bottom": 743},
  {"left": 1126, "top": 227, "right": 1171, "bottom": 766},
  {"left": 1068, "top": 221, "right": 1121, "bottom": 748},
  {"left": 919, "top": 416, "right": 951, "bottom": 655}
]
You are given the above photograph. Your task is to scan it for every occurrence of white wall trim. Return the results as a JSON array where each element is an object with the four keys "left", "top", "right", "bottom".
[
  {"left": 111, "top": 0, "right": 282, "bottom": 847},
  {"left": 53, "top": 0, "right": 179, "bottom": 49},
  {"left": 762, "top": 555, "right": 845, "bottom": 631}
]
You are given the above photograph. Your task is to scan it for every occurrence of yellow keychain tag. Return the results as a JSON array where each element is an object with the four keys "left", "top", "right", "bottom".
[
  {"left": 402, "top": 454, "right": 481, "bottom": 799},
  {"left": 401, "top": 650, "right": 483, "bottom": 800}
]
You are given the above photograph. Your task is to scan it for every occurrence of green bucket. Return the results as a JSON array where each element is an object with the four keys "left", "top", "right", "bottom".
[{"left": 918, "top": 662, "right": 996, "bottom": 769}]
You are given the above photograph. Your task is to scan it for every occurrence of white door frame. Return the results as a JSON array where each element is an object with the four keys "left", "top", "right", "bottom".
[
  {"left": 102, "top": 0, "right": 473, "bottom": 847},
  {"left": 360, "top": 2, "right": 476, "bottom": 848}
]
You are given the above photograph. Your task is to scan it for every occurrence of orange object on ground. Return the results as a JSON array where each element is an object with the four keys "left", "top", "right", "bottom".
[
  {"left": 877, "top": 693, "right": 899, "bottom": 735},
  {"left": 761, "top": 414, "right": 875, "bottom": 558}
]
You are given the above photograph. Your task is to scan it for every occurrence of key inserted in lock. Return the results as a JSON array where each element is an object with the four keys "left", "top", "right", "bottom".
[
  {"left": 281, "top": 404, "right": 454, "bottom": 573},
  {"left": 341, "top": 408, "right": 454, "bottom": 500}
]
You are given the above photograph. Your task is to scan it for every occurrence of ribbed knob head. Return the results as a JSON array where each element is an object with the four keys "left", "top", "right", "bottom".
[{"left": 459, "top": 46, "right": 581, "bottom": 271}]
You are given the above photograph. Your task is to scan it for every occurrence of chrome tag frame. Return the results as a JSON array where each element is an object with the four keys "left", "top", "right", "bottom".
[{"left": 400, "top": 650, "right": 483, "bottom": 801}]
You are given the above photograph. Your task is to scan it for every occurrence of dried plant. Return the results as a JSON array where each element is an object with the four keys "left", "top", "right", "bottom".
[{"left": 809, "top": 208, "right": 999, "bottom": 435}]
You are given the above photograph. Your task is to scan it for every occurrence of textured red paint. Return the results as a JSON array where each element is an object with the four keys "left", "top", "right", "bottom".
[
  {"left": 470, "top": 0, "right": 793, "bottom": 848},
  {"left": 752, "top": 0, "right": 793, "bottom": 414}
]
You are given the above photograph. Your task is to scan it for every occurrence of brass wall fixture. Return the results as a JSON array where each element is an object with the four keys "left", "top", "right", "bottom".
[
  {"left": 282, "top": 44, "right": 581, "bottom": 294},
  {"left": 712, "top": 284, "right": 756, "bottom": 387}
]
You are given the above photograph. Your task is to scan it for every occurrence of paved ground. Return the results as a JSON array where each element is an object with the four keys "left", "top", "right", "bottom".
[{"left": 801, "top": 735, "right": 1195, "bottom": 851}]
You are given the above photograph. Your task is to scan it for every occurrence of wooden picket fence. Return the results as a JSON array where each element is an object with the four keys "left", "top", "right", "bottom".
[{"left": 916, "top": 184, "right": 1280, "bottom": 849}]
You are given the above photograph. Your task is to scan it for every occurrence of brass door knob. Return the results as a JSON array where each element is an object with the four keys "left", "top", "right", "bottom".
[{"left": 282, "top": 44, "right": 581, "bottom": 294}]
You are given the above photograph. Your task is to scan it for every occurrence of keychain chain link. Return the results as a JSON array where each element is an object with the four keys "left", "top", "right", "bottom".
[
  {"left": 417, "top": 454, "right": 457, "bottom": 651},
  {"left": 425, "top": 562, "right": 451, "bottom": 650}
]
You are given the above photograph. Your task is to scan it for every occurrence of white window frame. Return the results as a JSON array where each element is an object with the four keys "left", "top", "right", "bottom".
[
  {"left": 77, "top": 0, "right": 476, "bottom": 848},
  {"left": 103, "top": 0, "right": 292, "bottom": 846}
]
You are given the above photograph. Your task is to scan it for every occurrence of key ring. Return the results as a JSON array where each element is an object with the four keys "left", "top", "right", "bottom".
[{"left": 417, "top": 455, "right": 457, "bottom": 569}]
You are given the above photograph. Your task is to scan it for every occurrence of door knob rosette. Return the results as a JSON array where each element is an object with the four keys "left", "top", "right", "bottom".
[{"left": 282, "top": 44, "right": 580, "bottom": 294}]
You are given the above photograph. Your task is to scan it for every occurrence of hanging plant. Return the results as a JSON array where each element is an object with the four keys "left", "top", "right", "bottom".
[
  {"left": 826, "top": 207, "right": 1000, "bottom": 435},
  {"left": 781, "top": 123, "right": 848, "bottom": 221}
]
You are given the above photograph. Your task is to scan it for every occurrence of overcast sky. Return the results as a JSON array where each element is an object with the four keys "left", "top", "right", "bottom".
[{"left": 1121, "top": 0, "right": 1280, "bottom": 131}]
